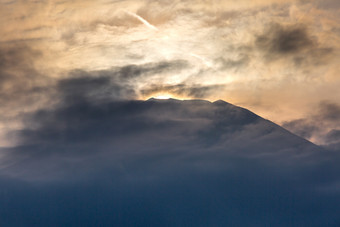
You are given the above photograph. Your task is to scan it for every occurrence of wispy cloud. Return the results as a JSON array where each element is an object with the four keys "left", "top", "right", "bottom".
[{"left": 124, "top": 10, "right": 159, "bottom": 31}]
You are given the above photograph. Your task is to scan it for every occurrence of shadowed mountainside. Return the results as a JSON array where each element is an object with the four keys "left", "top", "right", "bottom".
[{"left": 1, "top": 98, "right": 340, "bottom": 227}]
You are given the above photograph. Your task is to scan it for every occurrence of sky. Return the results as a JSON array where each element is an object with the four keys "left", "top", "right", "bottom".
[
  {"left": 1, "top": 0, "right": 340, "bottom": 148},
  {"left": 0, "top": 0, "right": 340, "bottom": 145}
]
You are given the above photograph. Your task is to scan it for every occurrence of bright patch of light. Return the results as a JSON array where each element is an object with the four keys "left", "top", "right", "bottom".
[
  {"left": 144, "top": 92, "right": 189, "bottom": 101},
  {"left": 153, "top": 95, "right": 172, "bottom": 99}
]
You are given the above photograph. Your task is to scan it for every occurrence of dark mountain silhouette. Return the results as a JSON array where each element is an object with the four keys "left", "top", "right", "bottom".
[{"left": 1, "top": 98, "right": 340, "bottom": 227}]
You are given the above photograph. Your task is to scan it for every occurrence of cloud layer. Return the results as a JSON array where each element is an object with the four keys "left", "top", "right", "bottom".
[{"left": 283, "top": 101, "right": 340, "bottom": 149}]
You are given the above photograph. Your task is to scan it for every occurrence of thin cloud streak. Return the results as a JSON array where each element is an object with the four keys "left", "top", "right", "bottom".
[{"left": 124, "top": 10, "right": 159, "bottom": 31}]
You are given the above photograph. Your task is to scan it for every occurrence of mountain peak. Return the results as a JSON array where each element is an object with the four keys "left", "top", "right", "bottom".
[
  {"left": 21, "top": 97, "right": 323, "bottom": 155},
  {"left": 213, "top": 99, "right": 228, "bottom": 104}
]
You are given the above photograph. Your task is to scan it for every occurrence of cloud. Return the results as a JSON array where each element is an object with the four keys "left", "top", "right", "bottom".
[
  {"left": 256, "top": 23, "right": 314, "bottom": 55},
  {"left": 254, "top": 23, "right": 334, "bottom": 65},
  {"left": 318, "top": 102, "right": 340, "bottom": 122},
  {"left": 54, "top": 59, "right": 226, "bottom": 102},
  {"left": 59, "top": 70, "right": 137, "bottom": 102},
  {"left": 141, "top": 84, "right": 225, "bottom": 98},
  {"left": 0, "top": 44, "right": 43, "bottom": 98},
  {"left": 324, "top": 129, "right": 340, "bottom": 144},
  {"left": 59, "top": 60, "right": 190, "bottom": 100},
  {"left": 0, "top": 44, "right": 54, "bottom": 146},
  {"left": 0, "top": 43, "right": 54, "bottom": 106},
  {"left": 0, "top": 52, "right": 190, "bottom": 146},
  {"left": 283, "top": 101, "right": 340, "bottom": 149},
  {"left": 282, "top": 119, "right": 318, "bottom": 139},
  {"left": 115, "top": 60, "right": 189, "bottom": 80}
]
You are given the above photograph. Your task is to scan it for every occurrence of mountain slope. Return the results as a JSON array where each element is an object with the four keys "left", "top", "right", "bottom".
[{"left": 1, "top": 98, "right": 340, "bottom": 227}]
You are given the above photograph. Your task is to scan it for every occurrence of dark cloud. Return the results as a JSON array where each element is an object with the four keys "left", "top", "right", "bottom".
[
  {"left": 255, "top": 23, "right": 334, "bottom": 68},
  {"left": 56, "top": 60, "right": 189, "bottom": 101},
  {"left": 59, "top": 70, "right": 137, "bottom": 102},
  {"left": 0, "top": 44, "right": 53, "bottom": 121},
  {"left": 141, "top": 84, "right": 225, "bottom": 98},
  {"left": 0, "top": 44, "right": 43, "bottom": 95},
  {"left": 323, "top": 129, "right": 340, "bottom": 151},
  {"left": 318, "top": 102, "right": 340, "bottom": 122},
  {"left": 81, "top": 60, "right": 189, "bottom": 83},
  {"left": 0, "top": 52, "right": 189, "bottom": 145},
  {"left": 282, "top": 118, "right": 318, "bottom": 139},
  {"left": 324, "top": 129, "right": 340, "bottom": 144},
  {"left": 251, "top": 22, "right": 338, "bottom": 83},
  {"left": 115, "top": 60, "right": 188, "bottom": 80},
  {"left": 55, "top": 60, "right": 225, "bottom": 102},
  {"left": 256, "top": 23, "right": 314, "bottom": 55},
  {"left": 283, "top": 101, "right": 340, "bottom": 150}
]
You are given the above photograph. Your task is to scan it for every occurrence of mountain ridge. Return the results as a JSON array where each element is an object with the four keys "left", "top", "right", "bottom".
[{"left": 145, "top": 98, "right": 325, "bottom": 151}]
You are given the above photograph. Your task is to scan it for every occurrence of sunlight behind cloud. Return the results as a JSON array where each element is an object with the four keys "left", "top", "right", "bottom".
[
  {"left": 153, "top": 95, "right": 171, "bottom": 99},
  {"left": 147, "top": 92, "right": 188, "bottom": 100}
]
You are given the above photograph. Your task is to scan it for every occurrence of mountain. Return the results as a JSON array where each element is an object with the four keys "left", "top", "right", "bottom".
[{"left": 1, "top": 98, "right": 340, "bottom": 227}]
